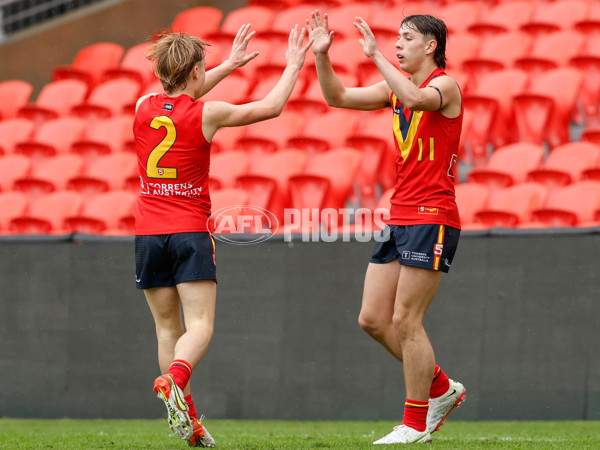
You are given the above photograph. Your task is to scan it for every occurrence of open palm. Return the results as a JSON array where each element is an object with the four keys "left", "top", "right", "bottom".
[{"left": 306, "top": 10, "right": 334, "bottom": 55}]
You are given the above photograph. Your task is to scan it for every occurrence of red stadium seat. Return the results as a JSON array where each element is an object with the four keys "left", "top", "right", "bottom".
[
  {"left": 70, "top": 115, "right": 134, "bottom": 163},
  {"left": 454, "top": 182, "right": 490, "bottom": 229},
  {"left": 103, "top": 43, "right": 156, "bottom": 89},
  {"left": 200, "top": 72, "right": 251, "bottom": 105},
  {"left": 462, "top": 69, "right": 530, "bottom": 166},
  {"left": 287, "top": 73, "right": 357, "bottom": 116},
  {"left": 520, "top": 0, "right": 589, "bottom": 37},
  {"left": 468, "top": 1, "right": 537, "bottom": 38},
  {"left": 71, "top": 78, "right": 140, "bottom": 121},
  {"left": 9, "top": 190, "right": 83, "bottom": 234},
  {"left": 513, "top": 67, "right": 583, "bottom": 147},
  {"left": 515, "top": 30, "right": 584, "bottom": 77},
  {"left": 0, "top": 192, "right": 29, "bottom": 233},
  {"left": 236, "top": 149, "right": 307, "bottom": 220},
  {"left": 171, "top": 7, "right": 224, "bottom": 37},
  {"left": 530, "top": 180, "right": 600, "bottom": 227},
  {"left": 287, "top": 110, "right": 360, "bottom": 154},
  {"left": 17, "top": 79, "right": 88, "bottom": 125},
  {"left": 209, "top": 151, "right": 251, "bottom": 189},
  {"left": 0, "top": 154, "right": 31, "bottom": 193},
  {"left": 261, "top": 4, "right": 324, "bottom": 45},
  {"left": 439, "top": 1, "right": 483, "bottom": 35},
  {"left": 13, "top": 154, "right": 85, "bottom": 199},
  {"left": 326, "top": 3, "right": 377, "bottom": 40},
  {"left": 0, "top": 118, "right": 34, "bottom": 156},
  {"left": 467, "top": 143, "right": 545, "bottom": 192},
  {"left": 208, "top": 187, "right": 250, "bottom": 234},
  {"left": 207, "top": 6, "right": 275, "bottom": 45},
  {"left": 474, "top": 182, "right": 548, "bottom": 228},
  {"left": 14, "top": 117, "right": 87, "bottom": 162},
  {"left": 67, "top": 152, "right": 138, "bottom": 197},
  {"left": 0, "top": 80, "right": 33, "bottom": 120},
  {"left": 235, "top": 111, "right": 305, "bottom": 158},
  {"left": 63, "top": 190, "right": 137, "bottom": 235},
  {"left": 527, "top": 141, "right": 600, "bottom": 190},
  {"left": 52, "top": 42, "right": 124, "bottom": 88},
  {"left": 444, "top": 33, "right": 481, "bottom": 73}
]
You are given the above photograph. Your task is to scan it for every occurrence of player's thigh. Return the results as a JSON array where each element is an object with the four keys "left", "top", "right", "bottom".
[
  {"left": 360, "top": 261, "right": 401, "bottom": 325},
  {"left": 394, "top": 265, "right": 442, "bottom": 320},
  {"left": 144, "top": 286, "right": 184, "bottom": 331},
  {"left": 177, "top": 280, "right": 217, "bottom": 329}
]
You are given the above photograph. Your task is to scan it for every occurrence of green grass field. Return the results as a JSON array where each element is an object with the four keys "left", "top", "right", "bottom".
[{"left": 1, "top": 419, "right": 599, "bottom": 449}]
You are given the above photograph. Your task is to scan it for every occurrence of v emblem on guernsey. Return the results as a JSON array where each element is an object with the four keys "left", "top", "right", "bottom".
[{"left": 393, "top": 96, "right": 424, "bottom": 161}]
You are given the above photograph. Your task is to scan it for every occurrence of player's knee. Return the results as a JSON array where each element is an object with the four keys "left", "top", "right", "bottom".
[
  {"left": 391, "top": 309, "right": 413, "bottom": 337},
  {"left": 358, "top": 311, "right": 385, "bottom": 337}
]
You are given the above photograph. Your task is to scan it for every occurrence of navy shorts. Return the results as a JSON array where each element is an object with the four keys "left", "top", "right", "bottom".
[
  {"left": 370, "top": 224, "right": 460, "bottom": 273},
  {"left": 135, "top": 232, "right": 217, "bottom": 290}
]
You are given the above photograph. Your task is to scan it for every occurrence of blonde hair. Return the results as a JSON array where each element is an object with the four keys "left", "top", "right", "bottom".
[{"left": 146, "top": 32, "right": 208, "bottom": 94}]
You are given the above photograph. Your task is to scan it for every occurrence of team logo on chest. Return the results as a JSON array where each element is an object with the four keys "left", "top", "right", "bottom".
[{"left": 392, "top": 96, "right": 424, "bottom": 161}]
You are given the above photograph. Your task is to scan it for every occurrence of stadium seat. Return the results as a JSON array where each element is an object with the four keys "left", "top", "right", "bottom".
[
  {"left": 462, "top": 32, "right": 533, "bottom": 87},
  {"left": 326, "top": 3, "right": 376, "bottom": 40},
  {"left": 467, "top": 1, "right": 537, "bottom": 38},
  {"left": 200, "top": 72, "right": 251, "bottom": 105},
  {"left": 287, "top": 73, "right": 357, "bottom": 116},
  {"left": 71, "top": 78, "right": 140, "bottom": 121},
  {"left": 454, "top": 182, "right": 490, "bottom": 229},
  {"left": 9, "top": 190, "right": 83, "bottom": 234},
  {"left": 467, "top": 143, "right": 545, "bottom": 192},
  {"left": 67, "top": 152, "right": 138, "bottom": 198},
  {"left": 171, "top": 6, "right": 224, "bottom": 37},
  {"left": 289, "top": 147, "right": 362, "bottom": 211},
  {"left": 529, "top": 180, "right": 600, "bottom": 227},
  {"left": 235, "top": 111, "right": 305, "bottom": 158},
  {"left": 287, "top": 109, "right": 360, "bottom": 154},
  {"left": 0, "top": 118, "right": 34, "bottom": 156},
  {"left": 520, "top": 0, "right": 589, "bottom": 37},
  {"left": 208, "top": 187, "right": 250, "bottom": 235},
  {"left": 63, "top": 190, "right": 137, "bottom": 235},
  {"left": 209, "top": 150, "right": 251, "bottom": 189},
  {"left": 527, "top": 141, "right": 600, "bottom": 190},
  {"left": 211, "top": 126, "right": 247, "bottom": 154},
  {"left": 14, "top": 117, "right": 87, "bottom": 162},
  {"left": 0, "top": 154, "right": 31, "bottom": 192},
  {"left": 0, "top": 80, "right": 33, "bottom": 120},
  {"left": 474, "top": 182, "right": 548, "bottom": 228},
  {"left": 13, "top": 154, "right": 85, "bottom": 199},
  {"left": 70, "top": 115, "right": 134, "bottom": 163},
  {"left": 444, "top": 33, "right": 481, "bottom": 73},
  {"left": 462, "top": 69, "right": 529, "bottom": 166},
  {"left": 261, "top": 5, "right": 326, "bottom": 45},
  {"left": 52, "top": 42, "right": 124, "bottom": 89},
  {"left": 515, "top": 30, "right": 584, "bottom": 77},
  {"left": 236, "top": 148, "right": 307, "bottom": 220},
  {"left": 17, "top": 79, "right": 88, "bottom": 125},
  {"left": 438, "top": 1, "right": 483, "bottom": 35},
  {"left": 570, "top": 40, "right": 600, "bottom": 127},
  {"left": 103, "top": 43, "right": 156, "bottom": 89},
  {"left": 0, "top": 192, "right": 29, "bottom": 233},
  {"left": 513, "top": 67, "right": 583, "bottom": 147},
  {"left": 207, "top": 6, "right": 275, "bottom": 45}
]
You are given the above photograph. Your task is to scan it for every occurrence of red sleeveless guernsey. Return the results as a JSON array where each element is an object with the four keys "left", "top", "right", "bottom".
[
  {"left": 133, "top": 93, "right": 212, "bottom": 235},
  {"left": 387, "top": 68, "right": 462, "bottom": 229}
]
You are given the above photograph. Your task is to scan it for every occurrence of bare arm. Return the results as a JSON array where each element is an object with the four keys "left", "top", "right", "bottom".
[
  {"left": 200, "top": 24, "right": 259, "bottom": 96},
  {"left": 307, "top": 10, "right": 391, "bottom": 111},
  {"left": 354, "top": 17, "right": 461, "bottom": 116},
  {"left": 202, "top": 26, "right": 313, "bottom": 141}
]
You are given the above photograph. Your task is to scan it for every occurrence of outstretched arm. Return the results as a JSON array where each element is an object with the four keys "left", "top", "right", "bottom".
[
  {"left": 307, "top": 10, "right": 390, "bottom": 111},
  {"left": 200, "top": 24, "right": 259, "bottom": 96},
  {"left": 202, "top": 25, "right": 313, "bottom": 141}
]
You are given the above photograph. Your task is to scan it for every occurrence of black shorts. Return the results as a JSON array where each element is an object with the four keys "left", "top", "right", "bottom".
[
  {"left": 135, "top": 232, "right": 217, "bottom": 290},
  {"left": 370, "top": 224, "right": 460, "bottom": 273}
]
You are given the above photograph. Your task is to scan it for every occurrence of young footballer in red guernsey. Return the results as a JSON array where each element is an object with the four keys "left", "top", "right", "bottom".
[
  {"left": 134, "top": 25, "right": 312, "bottom": 447},
  {"left": 307, "top": 11, "right": 466, "bottom": 444}
]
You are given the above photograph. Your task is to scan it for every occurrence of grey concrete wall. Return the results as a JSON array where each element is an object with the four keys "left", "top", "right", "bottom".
[{"left": 0, "top": 232, "right": 599, "bottom": 421}]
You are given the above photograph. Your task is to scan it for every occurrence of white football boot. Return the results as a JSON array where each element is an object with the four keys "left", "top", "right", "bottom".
[
  {"left": 373, "top": 425, "right": 432, "bottom": 444},
  {"left": 427, "top": 379, "right": 466, "bottom": 433}
]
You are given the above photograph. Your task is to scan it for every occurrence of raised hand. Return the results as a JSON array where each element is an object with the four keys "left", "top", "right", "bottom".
[
  {"left": 353, "top": 17, "right": 379, "bottom": 59},
  {"left": 306, "top": 10, "right": 334, "bottom": 55},
  {"left": 286, "top": 24, "right": 313, "bottom": 69},
  {"left": 226, "top": 23, "right": 259, "bottom": 68}
]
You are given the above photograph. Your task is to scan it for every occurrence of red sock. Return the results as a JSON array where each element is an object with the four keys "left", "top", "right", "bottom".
[
  {"left": 401, "top": 399, "right": 428, "bottom": 432},
  {"left": 429, "top": 364, "right": 450, "bottom": 399},
  {"left": 185, "top": 394, "right": 198, "bottom": 420},
  {"left": 168, "top": 359, "right": 193, "bottom": 391}
]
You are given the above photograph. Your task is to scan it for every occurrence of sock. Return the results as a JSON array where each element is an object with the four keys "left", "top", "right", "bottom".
[
  {"left": 168, "top": 359, "right": 193, "bottom": 391},
  {"left": 401, "top": 399, "right": 429, "bottom": 432},
  {"left": 185, "top": 394, "right": 198, "bottom": 420},
  {"left": 429, "top": 364, "right": 450, "bottom": 399}
]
